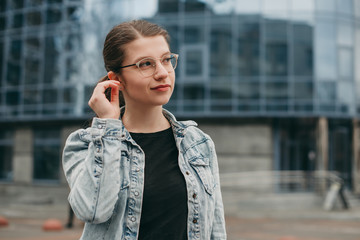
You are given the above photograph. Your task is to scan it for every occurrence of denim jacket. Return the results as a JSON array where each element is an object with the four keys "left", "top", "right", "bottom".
[{"left": 62, "top": 109, "right": 227, "bottom": 240}]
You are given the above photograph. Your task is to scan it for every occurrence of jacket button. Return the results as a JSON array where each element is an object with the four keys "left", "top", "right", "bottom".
[
  {"left": 192, "top": 219, "right": 197, "bottom": 223},
  {"left": 186, "top": 171, "right": 190, "bottom": 175},
  {"left": 130, "top": 216, "right": 136, "bottom": 222},
  {"left": 192, "top": 193, "right": 197, "bottom": 199},
  {"left": 96, "top": 148, "right": 100, "bottom": 153}
]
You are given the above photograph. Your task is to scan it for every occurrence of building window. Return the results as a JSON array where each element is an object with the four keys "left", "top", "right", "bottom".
[
  {"left": 0, "top": 130, "right": 13, "bottom": 181},
  {"left": 33, "top": 129, "right": 61, "bottom": 182}
]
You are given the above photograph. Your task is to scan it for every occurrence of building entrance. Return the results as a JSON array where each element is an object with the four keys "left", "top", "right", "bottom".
[{"left": 274, "top": 118, "right": 317, "bottom": 191}]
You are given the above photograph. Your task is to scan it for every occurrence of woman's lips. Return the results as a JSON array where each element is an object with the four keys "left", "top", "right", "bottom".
[{"left": 151, "top": 85, "right": 171, "bottom": 91}]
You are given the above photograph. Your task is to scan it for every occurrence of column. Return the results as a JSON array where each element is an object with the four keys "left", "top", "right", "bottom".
[{"left": 13, "top": 128, "right": 33, "bottom": 183}]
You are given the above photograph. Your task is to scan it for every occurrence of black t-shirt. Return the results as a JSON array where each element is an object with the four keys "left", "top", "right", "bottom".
[{"left": 130, "top": 127, "right": 188, "bottom": 240}]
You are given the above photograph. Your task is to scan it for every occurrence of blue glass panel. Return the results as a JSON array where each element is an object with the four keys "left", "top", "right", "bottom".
[
  {"left": 316, "top": 0, "right": 336, "bottom": 12},
  {"left": 293, "top": 22, "right": 313, "bottom": 75},
  {"left": 315, "top": 20, "right": 336, "bottom": 80},
  {"left": 33, "top": 129, "right": 61, "bottom": 181},
  {"left": 339, "top": 48, "right": 353, "bottom": 79},
  {"left": 234, "top": 0, "right": 261, "bottom": 14},
  {"left": 237, "top": 81, "right": 260, "bottom": 99},
  {"left": 265, "top": 81, "right": 289, "bottom": 100},
  {"left": 336, "top": 0, "right": 353, "bottom": 16},
  {"left": 211, "top": 23, "right": 232, "bottom": 77},
  {"left": 317, "top": 81, "right": 336, "bottom": 102},
  {"left": 293, "top": 81, "right": 313, "bottom": 100},
  {"left": 158, "top": 0, "right": 179, "bottom": 13},
  {"left": 238, "top": 21, "right": 260, "bottom": 76}
]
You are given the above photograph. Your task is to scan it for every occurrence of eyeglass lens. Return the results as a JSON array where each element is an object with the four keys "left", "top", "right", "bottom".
[{"left": 137, "top": 54, "right": 177, "bottom": 77}]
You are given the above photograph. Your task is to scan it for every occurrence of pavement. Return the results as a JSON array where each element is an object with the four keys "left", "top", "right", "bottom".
[
  {"left": 1, "top": 204, "right": 360, "bottom": 240},
  {"left": 1, "top": 185, "right": 360, "bottom": 240}
]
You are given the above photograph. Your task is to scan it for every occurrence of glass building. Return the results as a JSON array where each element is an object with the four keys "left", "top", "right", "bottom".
[{"left": 1, "top": 0, "right": 360, "bottom": 193}]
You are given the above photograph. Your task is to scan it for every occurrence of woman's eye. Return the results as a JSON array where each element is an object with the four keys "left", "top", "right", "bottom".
[
  {"left": 139, "top": 61, "right": 152, "bottom": 68},
  {"left": 163, "top": 56, "right": 172, "bottom": 63}
]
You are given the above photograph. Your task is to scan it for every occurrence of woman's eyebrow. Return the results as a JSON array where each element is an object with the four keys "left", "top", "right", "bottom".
[{"left": 132, "top": 51, "right": 171, "bottom": 63}]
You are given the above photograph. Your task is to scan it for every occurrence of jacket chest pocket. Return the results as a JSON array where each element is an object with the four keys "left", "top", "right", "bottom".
[
  {"left": 119, "top": 150, "right": 130, "bottom": 189},
  {"left": 189, "top": 156, "right": 216, "bottom": 195}
]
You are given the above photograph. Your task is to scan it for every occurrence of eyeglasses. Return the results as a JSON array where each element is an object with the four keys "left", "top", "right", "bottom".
[{"left": 119, "top": 53, "right": 179, "bottom": 77}]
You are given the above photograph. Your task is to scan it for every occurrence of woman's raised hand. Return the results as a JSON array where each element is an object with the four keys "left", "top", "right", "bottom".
[{"left": 88, "top": 80, "right": 121, "bottom": 119}]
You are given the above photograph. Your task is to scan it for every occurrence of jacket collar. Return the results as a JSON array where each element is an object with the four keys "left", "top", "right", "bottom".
[{"left": 118, "top": 107, "right": 197, "bottom": 138}]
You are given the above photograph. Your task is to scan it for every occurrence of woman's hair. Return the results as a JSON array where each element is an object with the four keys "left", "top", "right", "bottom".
[{"left": 98, "top": 20, "right": 170, "bottom": 106}]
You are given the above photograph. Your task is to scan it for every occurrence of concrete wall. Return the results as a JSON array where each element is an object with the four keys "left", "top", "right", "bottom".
[
  {"left": 13, "top": 128, "right": 33, "bottom": 183},
  {"left": 198, "top": 123, "right": 273, "bottom": 173}
]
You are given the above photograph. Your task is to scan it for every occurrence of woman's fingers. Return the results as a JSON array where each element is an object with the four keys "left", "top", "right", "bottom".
[
  {"left": 110, "top": 84, "right": 120, "bottom": 106},
  {"left": 88, "top": 80, "right": 121, "bottom": 119}
]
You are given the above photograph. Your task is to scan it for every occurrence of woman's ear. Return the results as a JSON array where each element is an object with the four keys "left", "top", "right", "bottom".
[
  {"left": 107, "top": 71, "right": 119, "bottom": 81},
  {"left": 108, "top": 71, "right": 124, "bottom": 90}
]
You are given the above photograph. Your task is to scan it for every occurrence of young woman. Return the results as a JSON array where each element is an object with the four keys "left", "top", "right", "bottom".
[{"left": 62, "top": 20, "right": 226, "bottom": 240}]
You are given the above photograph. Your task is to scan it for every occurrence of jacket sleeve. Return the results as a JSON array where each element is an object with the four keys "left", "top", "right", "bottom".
[
  {"left": 209, "top": 138, "right": 227, "bottom": 240},
  {"left": 62, "top": 118, "right": 123, "bottom": 224}
]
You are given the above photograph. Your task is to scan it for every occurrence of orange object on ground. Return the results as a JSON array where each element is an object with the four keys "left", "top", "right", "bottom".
[
  {"left": 42, "top": 218, "right": 63, "bottom": 231},
  {"left": 0, "top": 216, "right": 9, "bottom": 226}
]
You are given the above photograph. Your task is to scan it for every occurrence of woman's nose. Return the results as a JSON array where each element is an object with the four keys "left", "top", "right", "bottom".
[{"left": 153, "top": 61, "right": 169, "bottom": 79}]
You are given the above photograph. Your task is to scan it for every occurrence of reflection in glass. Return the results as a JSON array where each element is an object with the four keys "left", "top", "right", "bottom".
[
  {"left": 263, "top": 0, "right": 288, "bottom": 18},
  {"left": 164, "top": 25, "right": 179, "bottom": 53},
  {"left": 27, "top": 11, "right": 42, "bottom": 26},
  {"left": 184, "top": 26, "right": 203, "bottom": 43},
  {"left": 0, "top": 1, "right": 6, "bottom": 12},
  {"left": 317, "top": 81, "right": 336, "bottom": 102},
  {"left": 47, "top": 8, "right": 62, "bottom": 24},
  {"left": 237, "top": 81, "right": 260, "bottom": 99},
  {"left": 209, "top": 0, "right": 233, "bottom": 15},
  {"left": 25, "top": 57, "right": 40, "bottom": 79},
  {"left": 265, "top": 43, "right": 288, "bottom": 76},
  {"left": 238, "top": 21, "right": 260, "bottom": 76},
  {"left": 63, "top": 87, "right": 76, "bottom": 104},
  {"left": 265, "top": 81, "right": 288, "bottom": 100},
  {"left": 339, "top": 48, "right": 353, "bottom": 79},
  {"left": 26, "top": 37, "right": 41, "bottom": 51},
  {"left": 291, "top": 0, "right": 314, "bottom": 12},
  {"left": 338, "top": 21, "right": 353, "bottom": 46},
  {"left": 184, "top": 84, "right": 204, "bottom": 100},
  {"left": 315, "top": 0, "right": 335, "bottom": 12},
  {"left": 33, "top": 129, "right": 61, "bottom": 181},
  {"left": 13, "top": 13, "right": 23, "bottom": 28},
  {"left": 11, "top": 0, "right": 24, "bottom": 9},
  {"left": 338, "top": 82, "right": 354, "bottom": 105},
  {"left": 6, "top": 90, "right": 20, "bottom": 106},
  {"left": 6, "top": 62, "right": 21, "bottom": 86},
  {"left": 43, "top": 36, "right": 61, "bottom": 84},
  {"left": 336, "top": 0, "right": 353, "bottom": 16},
  {"left": 293, "top": 81, "right": 313, "bottom": 100},
  {"left": 315, "top": 21, "right": 336, "bottom": 80},
  {"left": 210, "top": 81, "right": 232, "bottom": 100},
  {"left": 0, "top": 16, "right": 5, "bottom": 31},
  {"left": 185, "top": 50, "right": 203, "bottom": 76},
  {"left": 28, "top": 0, "right": 43, "bottom": 7},
  {"left": 234, "top": 0, "right": 260, "bottom": 14},
  {"left": 10, "top": 40, "right": 22, "bottom": 61},
  {"left": 42, "top": 88, "right": 58, "bottom": 103},
  {"left": 211, "top": 23, "right": 231, "bottom": 77},
  {"left": 24, "top": 89, "right": 40, "bottom": 105},
  {"left": 265, "top": 20, "right": 287, "bottom": 76},
  {"left": 184, "top": 0, "right": 206, "bottom": 12},
  {"left": 158, "top": 0, "right": 179, "bottom": 13},
  {"left": 0, "top": 41, "right": 2, "bottom": 87},
  {"left": 293, "top": 22, "right": 313, "bottom": 76}
]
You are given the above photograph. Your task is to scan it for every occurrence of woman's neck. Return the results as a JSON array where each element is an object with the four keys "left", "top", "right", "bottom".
[{"left": 122, "top": 105, "right": 170, "bottom": 133}]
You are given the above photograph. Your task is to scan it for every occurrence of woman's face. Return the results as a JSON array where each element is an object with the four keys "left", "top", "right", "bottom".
[{"left": 118, "top": 35, "right": 175, "bottom": 109}]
